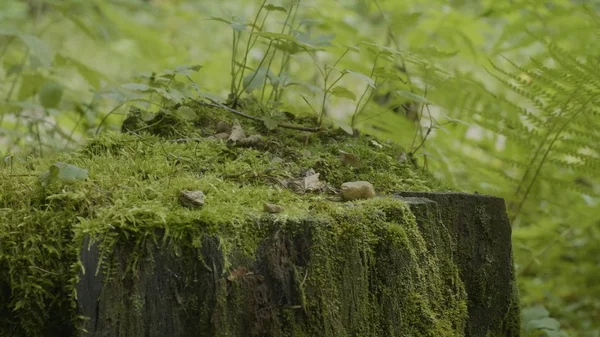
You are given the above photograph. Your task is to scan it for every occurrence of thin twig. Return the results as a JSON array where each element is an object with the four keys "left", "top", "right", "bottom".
[
  {"left": 95, "top": 98, "right": 156, "bottom": 135},
  {"left": 197, "top": 99, "right": 322, "bottom": 132}
]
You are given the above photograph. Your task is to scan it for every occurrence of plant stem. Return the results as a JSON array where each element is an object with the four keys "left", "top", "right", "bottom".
[{"left": 198, "top": 99, "right": 321, "bottom": 132}]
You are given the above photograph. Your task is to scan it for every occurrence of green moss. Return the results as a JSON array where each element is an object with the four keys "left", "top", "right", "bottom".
[
  {"left": 397, "top": 192, "right": 520, "bottom": 337},
  {"left": 0, "top": 103, "right": 460, "bottom": 336},
  {"left": 306, "top": 198, "right": 468, "bottom": 336}
]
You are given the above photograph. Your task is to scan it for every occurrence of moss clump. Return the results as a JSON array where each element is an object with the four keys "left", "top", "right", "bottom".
[
  {"left": 0, "top": 103, "right": 459, "bottom": 336},
  {"left": 299, "top": 198, "right": 468, "bottom": 336},
  {"left": 397, "top": 192, "right": 521, "bottom": 337}
]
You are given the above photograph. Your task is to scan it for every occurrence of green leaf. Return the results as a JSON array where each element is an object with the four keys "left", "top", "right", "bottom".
[
  {"left": 361, "top": 42, "right": 398, "bottom": 56},
  {"left": 262, "top": 116, "right": 278, "bottom": 130},
  {"left": 57, "top": 163, "right": 88, "bottom": 183},
  {"left": 364, "top": 44, "right": 396, "bottom": 61},
  {"left": 413, "top": 46, "right": 458, "bottom": 58},
  {"left": 208, "top": 16, "right": 247, "bottom": 32},
  {"left": 389, "top": 12, "right": 423, "bottom": 33},
  {"left": 0, "top": 28, "right": 19, "bottom": 36},
  {"left": 253, "top": 31, "right": 296, "bottom": 41},
  {"left": 285, "top": 81, "right": 323, "bottom": 95},
  {"left": 162, "top": 64, "right": 203, "bottom": 78},
  {"left": 295, "top": 32, "right": 334, "bottom": 48},
  {"left": 38, "top": 81, "right": 63, "bottom": 109},
  {"left": 521, "top": 305, "right": 568, "bottom": 336},
  {"left": 39, "top": 162, "right": 88, "bottom": 186},
  {"left": 100, "top": 87, "right": 129, "bottom": 102},
  {"left": 333, "top": 120, "right": 354, "bottom": 135},
  {"left": 19, "top": 34, "right": 54, "bottom": 68},
  {"left": 17, "top": 73, "right": 46, "bottom": 100},
  {"left": 50, "top": 2, "right": 98, "bottom": 40},
  {"left": 297, "top": 19, "right": 322, "bottom": 28},
  {"left": 271, "top": 72, "right": 291, "bottom": 87},
  {"left": 264, "top": 4, "right": 287, "bottom": 12},
  {"left": 372, "top": 66, "right": 399, "bottom": 79},
  {"left": 95, "top": 1, "right": 171, "bottom": 59},
  {"left": 195, "top": 90, "right": 224, "bottom": 102},
  {"left": 394, "top": 90, "right": 431, "bottom": 104},
  {"left": 177, "top": 106, "right": 196, "bottom": 120},
  {"left": 6, "top": 64, "right": 25, "bottom": 77},
  {"left": 0, "top": 30, "right": 54, "bottom": 68},
  {"left": 208, "top": 16, "right": 233, "bottom": 25},
  {"left": 522, "top": 305, "right": 550, "bottom": 323},
  {"left": 273, "top": 41, "right": 302, "bottom": 54},
  {"left": 230, "top": 23, "right": 247, "bottom": 32},
  {"left": 262, "top": 112, "right": 286, "bottom": 130},
  {"left": 343, "top": 45, "right": 361, "bottom": 52},
  {"left": 346, "top": 70, "right": 375, "bottom": 88},
  {"left": 330, "top": 86, "right": 356, "bottom": 101},
  {"left": 154, "top": 88, "right": 184, "bottom": 104},
  {"left": 243, "top": 67, "right": 276, "bottom": 93},
  {"left": 55, "top": 54, "right": 104, "bottom": 89},
  {"left": 443, "top": 116, "right": 471, "bottom": 126},
  {"left": 179, "top": 64, "right": 202, "bottom": 73},
  {"left": 13, "top": 300, "right": 26, "bottom": 311},
  {"left": 3, "top": 155, "right": 13, "bottom": 166},
  {"left": 169, "top": 88, "right": 187, "bottom": 103},
  {"left": 545, "top": 331, "right": 567, "bottom": 337},
  {"left": 121, "top": 83, "right": 153, "bottom": 92},
  {"left": 525, "top": 317, "right": 561, "bottom": 332},
  {"left": 66, "top": 15, "right": 98, "bottom": 40}
]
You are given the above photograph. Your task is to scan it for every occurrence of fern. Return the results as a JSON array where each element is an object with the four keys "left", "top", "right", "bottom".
[{"left": 422, "top": 22, "right": 600, "bottom": 336}]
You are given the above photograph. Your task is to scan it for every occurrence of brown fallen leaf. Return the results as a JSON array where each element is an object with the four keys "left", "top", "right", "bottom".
[
  {"left": 398, "top": 152, "right": 408, "bottom": 164},
  {"left": 263, "top": 202, "right": 284, "bottom": 213},
  {"left": 227, "top": 266, "right": 249, "bottom": 281},
  {"left": 288, "top": 172, "right": 323, "bottom": 194},
  {"left": 214, "top": 132, "right": 229, "bottom": 140},
  {"left": 369, "top": 140, "right": 383, "bottom": 149},
  {"left": 338, "top": 150, "right": 362, "bottom": 168},
  {"left": 228, "top": 119, "right": 246, "bottom": 142}
]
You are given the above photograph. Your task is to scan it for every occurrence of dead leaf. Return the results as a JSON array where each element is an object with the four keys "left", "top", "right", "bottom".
[
  {"left": 302, "top": 168, "right": 317, "bottom": 177},
  {"left": 287, "top": 170, "right": 323, "bottom": 193},
  {"left": 338, "top": 150, "right": 362, "bottom": 168},
  {"left": 227, "top": 266, "right": 250, "bottom": 281},
  {"left": 214, "top": 132, "right": 229, "bottom": 140},
  {"left": 303, "top": 173, "right": 322, "bottom": 191},
  {"left": 228, "top": 119, "right": 246, "bottom": 142},
  {"left": 369, "top": 140, "right": 383, "bottom": 149},
  {"left": 263, "top": 202, "right": 284, "bottom": 213},
  {"left": 398, "top": 152, "right": 407, "bottom": 164}
]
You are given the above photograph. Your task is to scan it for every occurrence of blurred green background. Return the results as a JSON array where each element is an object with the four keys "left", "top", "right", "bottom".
[{"left": 1, "top": 0, "right": 599, "bottom": 336}]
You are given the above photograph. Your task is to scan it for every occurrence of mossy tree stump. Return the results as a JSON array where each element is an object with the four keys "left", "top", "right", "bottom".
[
  {"left": 0, "top": 104, "right": 519, "bottom": 336},
  {"left": 76, "top": 192, "right": 518, "bottom": 337}
]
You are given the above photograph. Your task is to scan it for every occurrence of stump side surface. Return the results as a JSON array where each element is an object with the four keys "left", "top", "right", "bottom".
[
  {"left": 77, "top": 194, "right": 519, "bottom": 337},
  {"left": 396, "top": 192, "right": 520, "bottom": 337}
]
